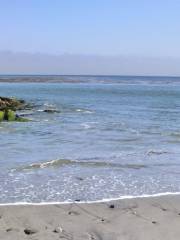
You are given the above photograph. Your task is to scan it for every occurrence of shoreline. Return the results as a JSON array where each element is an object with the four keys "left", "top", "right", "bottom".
[
  {"left": 1, "top": 194, "right": 180, "bottom": 239},
  {"left": 0, "top": 191, "right": 180, "bottom": 206}
]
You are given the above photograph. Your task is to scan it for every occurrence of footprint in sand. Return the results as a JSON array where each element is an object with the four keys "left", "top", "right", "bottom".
[
  {"left": 6, "top": 228, "right": 19, "bottom": 233},
  {"left": 87, "top": 231, "right": 103, "bottom": 240},
  {"left": 68, "top": 210, "right": 80, "bottom": 216}
]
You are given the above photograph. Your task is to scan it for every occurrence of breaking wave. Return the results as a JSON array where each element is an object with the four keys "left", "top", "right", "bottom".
[{"left": 14, "top": 159, "right": 147, "bottom": 171}]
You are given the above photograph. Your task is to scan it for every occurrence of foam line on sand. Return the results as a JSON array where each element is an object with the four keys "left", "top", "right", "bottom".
[{"left": 0, "top": 191, "right": 180, "bottom": 206}]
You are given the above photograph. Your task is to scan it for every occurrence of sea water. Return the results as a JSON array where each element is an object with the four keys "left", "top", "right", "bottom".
[{"left": 0, "top": 75, "right": 180, "bottom": 203}]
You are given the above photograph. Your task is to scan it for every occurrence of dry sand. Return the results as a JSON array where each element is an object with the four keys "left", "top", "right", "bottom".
[{"left": 0, "top": 195, "right": 180, "bottom": 239}]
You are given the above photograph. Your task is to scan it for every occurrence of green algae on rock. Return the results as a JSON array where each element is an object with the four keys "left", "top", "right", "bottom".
[
  {"left": 0, "top": 97, "right": 30, "bottom": 122},
  {"left": 0, "top": 109, "right": 29, "bottom": 122},
  {"left": 6, "top": 109, "right": 16, "bottom": 121},
  {"left": 0, "top": 111, "right": 5, "bottom": 121}
]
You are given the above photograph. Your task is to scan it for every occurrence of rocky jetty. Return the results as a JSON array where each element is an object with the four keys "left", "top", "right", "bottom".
[
  {"left": 0, "top": 97, "right": 29, "bottom": 122},
  {"left": 0, "top": 97, "right": 27, "bottom": 111}
]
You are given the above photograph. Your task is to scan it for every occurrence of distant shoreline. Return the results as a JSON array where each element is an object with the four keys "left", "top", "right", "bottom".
[
  {"left": 0, "top": 74, "right": 180, "bottom": 83},
  {"left": 0, "top": 74, "right": 180, "bottom": 77}
]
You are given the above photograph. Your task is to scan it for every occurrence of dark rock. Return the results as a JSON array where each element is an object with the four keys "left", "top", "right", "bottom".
[
  {"left": 76, "top": 177, "right": 84, "bottom": 181},
  {"left": 68, "top": 210, "right": 80, "bottom": 216},
  {"left": 0, "top": 97, "right": 27, "bottom": 111},
  {"left": 6, "top": 228, "right": 13, "bottom": 232},
  {"left": 6, "top": 228, "right": 19, "bottom": 232},
  {"left": 152, "top": 221, "right": 157, "bottom": 224},
  {"left": 43, "top": 109, "right": 60, "bottom": 113},
  {"left": 109, "top": 204, "right": 115, "bottom": 209},
  {"left": 53, "top": 227, "right": 60, "bottom": 233},
  {"left": 24, "top": 228, "right": 37, "bottom": 235}
]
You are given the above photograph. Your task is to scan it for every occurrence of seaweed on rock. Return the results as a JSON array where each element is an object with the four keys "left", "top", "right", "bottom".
[{"left": 0, "top": 97, "right": 30, "bottom": 122}]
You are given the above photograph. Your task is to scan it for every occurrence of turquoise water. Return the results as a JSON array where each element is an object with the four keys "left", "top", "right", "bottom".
[{"left": 1, "top": 76, "right": 180, "bottom": 202}]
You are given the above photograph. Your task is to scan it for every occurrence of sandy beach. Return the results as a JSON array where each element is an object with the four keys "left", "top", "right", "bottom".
[{"left": 0, "top": 194, "right": 179, "bottom": 239}]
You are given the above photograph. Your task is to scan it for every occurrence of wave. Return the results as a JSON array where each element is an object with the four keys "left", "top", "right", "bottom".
[
  {"left": 14, "top": 158, "right": 180, "bottom": 171},
  {"left": 169, "top": 132, "right": 180, "bottom": 138},
  {"left": 147, "top": 150, "right": 169, "bottom": 156},
  {"left": 81, "top": 123, "right": 92, "bottom": 129},
  {"left": 13, "top": 157, "right": 180, "bottom": 172},
  {"left": 36, "top": 107, "right": 93, "bottom": 114},
  {"left": 15, "top": 159, "right": 147, "bottom": 171},
  {"left": 75, "top": 108, "right": 93, "bottom": 113}
]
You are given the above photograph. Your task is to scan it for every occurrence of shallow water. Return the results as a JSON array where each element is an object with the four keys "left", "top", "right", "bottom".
[{"left": 1, "top": 76, "right": 180, "bottom": 202}]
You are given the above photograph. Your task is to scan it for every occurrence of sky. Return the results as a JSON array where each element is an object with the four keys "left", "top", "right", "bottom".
[{"left": 0, "top": 0, "right": 180, "bottom": 75}]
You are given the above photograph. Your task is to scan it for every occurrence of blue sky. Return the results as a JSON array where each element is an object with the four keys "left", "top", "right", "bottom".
[
  {"left": 1, "top": 0, "right": 180, "bottom": 57},
  {"left": 0, "top": 1, "right": 180, "bottom": 75}
]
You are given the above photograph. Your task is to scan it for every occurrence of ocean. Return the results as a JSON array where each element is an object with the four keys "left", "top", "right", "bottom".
[{"left": 1, "top": 75, "right": 180, "bottom": 203}]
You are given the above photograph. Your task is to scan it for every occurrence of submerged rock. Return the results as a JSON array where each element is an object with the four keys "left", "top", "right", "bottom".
[{"left": 43, "top": 109, "right": 60, "bottom": 113}]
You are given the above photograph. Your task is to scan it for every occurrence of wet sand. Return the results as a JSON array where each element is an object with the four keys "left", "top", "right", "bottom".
[{"left": 0, "top": 195, "right": 180, "bottom": 239}]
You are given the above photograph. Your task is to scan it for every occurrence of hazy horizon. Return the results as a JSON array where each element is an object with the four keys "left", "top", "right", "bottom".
[
  {"left": 1, "top": 1, "right": 180, "bottom": 75},
  {"left": 0, "top": 51, "right": 180, "bottom": 76}
]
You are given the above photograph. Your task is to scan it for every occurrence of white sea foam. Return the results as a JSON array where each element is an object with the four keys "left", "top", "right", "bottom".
[
  {"left": 44, "top": 103, "right": 55, "bottom": 107},
  {"left": 81, "top": 123, "right": 91, "bottom": 129},
  {"left": 0, "top": 192, "right": 180, "bottom": 206},
  {"left": 76, "top": 109, "right": 93, "bottom": 113}
]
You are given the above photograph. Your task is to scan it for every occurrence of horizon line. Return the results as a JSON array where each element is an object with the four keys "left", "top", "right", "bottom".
[{"left": 0, "top": 74, "right": 180, "bottom": 78}]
